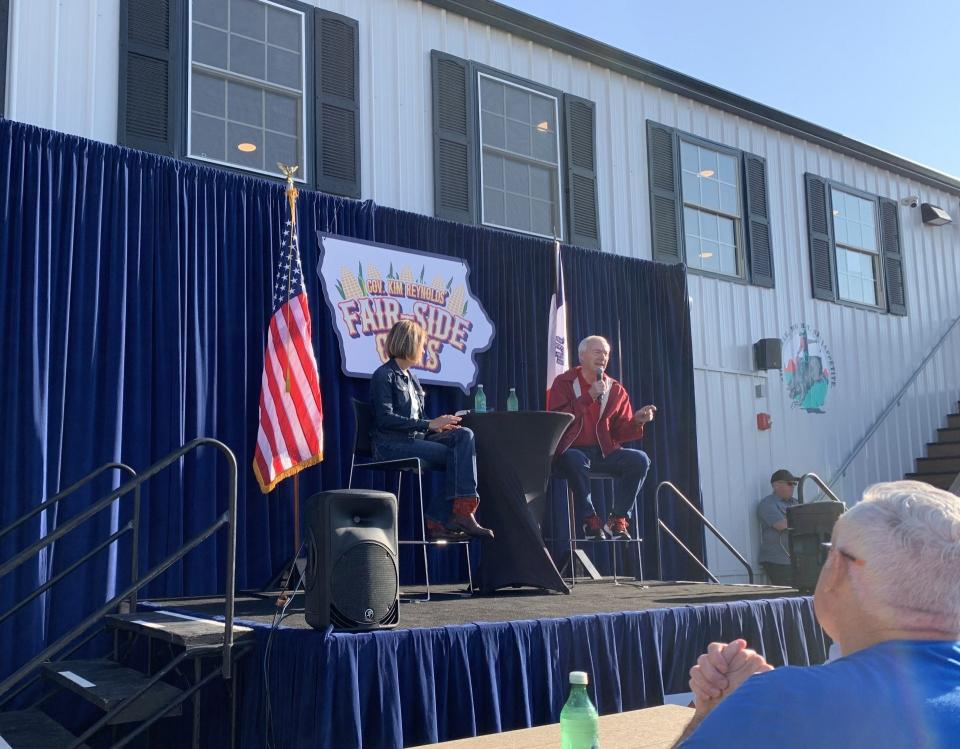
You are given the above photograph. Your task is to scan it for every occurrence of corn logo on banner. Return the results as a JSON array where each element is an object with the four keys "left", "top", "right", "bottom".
[{"left": 317, "top": 235, "right": 495, "bottom": 391}]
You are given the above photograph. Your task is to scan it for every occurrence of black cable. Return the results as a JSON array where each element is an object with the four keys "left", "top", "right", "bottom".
[{"left": 263, "top": 546, "right": 305, "bottom": 749}]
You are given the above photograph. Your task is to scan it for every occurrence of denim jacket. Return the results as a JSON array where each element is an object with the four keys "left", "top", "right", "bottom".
[{"left": 369, "top": 359, "right": 430, "bottom": 442}]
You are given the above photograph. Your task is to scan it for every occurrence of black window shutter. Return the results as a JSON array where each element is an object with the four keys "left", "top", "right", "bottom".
[
  {"left": 0, "top": 0, "right": 9, "bottom": 119},
  {"left": 315, "top": 10, "right": 360, "bottom": 198},
  {"left": 743, "top": 153, "right": 774, "bottom": 287},
  {"left": 646, "top": 121, "right": 682, "bottom": 264},
  {"left": 804, "top": 173, "right": 836, "bottom": 301},
  {"left": 879, "top": 198, "right": 907, "bottom": 315},
  {"left": 118, "top": 0, "right": 180, "bottom": 156},
  {"left": 431, "top": 50, "right": 476, "bottom": 224},
  {"left": 562, "top": 94, "right": 600, "bottom": 249}
]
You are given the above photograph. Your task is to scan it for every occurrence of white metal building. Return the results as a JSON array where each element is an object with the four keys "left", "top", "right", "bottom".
[{"left": 3, "top": 0, "right": 959, "bottom": 582}]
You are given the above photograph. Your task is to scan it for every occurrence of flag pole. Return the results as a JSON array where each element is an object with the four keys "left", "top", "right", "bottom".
[{"left": 279, "top": 163, "right": 301, "bottom": 557}]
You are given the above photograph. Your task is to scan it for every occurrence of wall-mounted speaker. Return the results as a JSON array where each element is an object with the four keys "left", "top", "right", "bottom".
[
  {"left": 304, "top": 489, "right": 399, "bottom": 631},
  {"left": 753, "top": 338, "right": 782, "bottom": 370}
]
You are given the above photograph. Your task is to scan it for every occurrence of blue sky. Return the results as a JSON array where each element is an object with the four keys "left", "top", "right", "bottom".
[{"left": 498, "top": 0, "right": 960, "bottom": 178}]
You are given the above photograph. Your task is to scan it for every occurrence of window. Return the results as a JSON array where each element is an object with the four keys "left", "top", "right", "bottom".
[
  {"left": 478, "top": 74, "right": 562, "bottom": 239},
  {"left": 431, "top": 52, "right": 601, "bottom": 249},
  {"left": 804, "top": 174, "right": 906, "bottom": 315},
  {"left": 118, "top": 1, "right": 360, "bottom": 197},
  {"left": 831, "top": 188, "right": 882, "bottom": 306},
  {"left": 647, "top": 121, "right": 773, "bottom": 287},
  {"left": 189, "top": 0, "right": 307, "bottom": 179},
  {"left": 680, "top": 140, "right": 741, "bottom": 277}
]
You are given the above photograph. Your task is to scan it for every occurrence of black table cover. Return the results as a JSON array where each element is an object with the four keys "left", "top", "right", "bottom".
[{"left": 461, "top": 410, "right": 573, "bottom": 594}]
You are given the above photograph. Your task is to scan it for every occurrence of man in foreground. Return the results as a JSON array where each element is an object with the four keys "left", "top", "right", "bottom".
[
  {"left": 548, "top": 335, "right": 656, "bottom": 540},
  {"left": 674, "top": 480, "right": 960, "bottom": 748}
]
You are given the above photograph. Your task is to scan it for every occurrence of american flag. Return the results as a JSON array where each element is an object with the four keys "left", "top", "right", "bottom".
[
  {"left": 546, "top": 239, "right": 569, "bottom": 394},
  {"left": 253, "top": 197, "right": 324, "bottom": 493}
]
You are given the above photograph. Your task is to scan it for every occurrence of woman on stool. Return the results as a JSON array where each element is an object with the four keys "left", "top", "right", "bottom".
[{"left": 369, "top": 320, "right": 494, "bottom": 541}]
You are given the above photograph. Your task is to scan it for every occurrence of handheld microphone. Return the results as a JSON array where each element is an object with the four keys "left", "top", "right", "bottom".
[{"left": 595, "top": 368, "right": 604, "bottom": 383}]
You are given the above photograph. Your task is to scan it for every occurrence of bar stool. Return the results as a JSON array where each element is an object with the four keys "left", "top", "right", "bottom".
[{"left": 564, "top": 471, "right": 643, "bottom": 586}]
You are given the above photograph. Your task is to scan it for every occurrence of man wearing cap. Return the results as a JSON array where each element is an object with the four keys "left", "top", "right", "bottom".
[{"left": 756, "top": 469, "right": 799, "bottom": 586}]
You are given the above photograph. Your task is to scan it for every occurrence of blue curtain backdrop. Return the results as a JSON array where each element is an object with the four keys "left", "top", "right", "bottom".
[{"left": 0, "top": 119, "right": 704, "bottom": 683}]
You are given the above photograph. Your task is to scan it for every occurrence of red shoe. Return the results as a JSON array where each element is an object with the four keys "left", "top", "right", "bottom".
[
  {"left": 604, "top": 515, "right": 631, "bottom": 540},
  {"left": 426, "top": 518, "right": 467, "bottom": 541},
  {"left": 447, "top": 497, "right": 494, "bottom": 539},
  {"left": 581, "top": 514, "right": 609, "bottom": 541}
]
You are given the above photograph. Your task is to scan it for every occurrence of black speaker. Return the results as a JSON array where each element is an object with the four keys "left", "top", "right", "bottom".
[
  {"left": 787, "top": 501, "right": 845, "bottom": 593},
  {"left": 753, "top": 338, "right": 782, "bottom": 370},
  {"left": 304, "top": 489, "right": 399, "bottom": 631}
]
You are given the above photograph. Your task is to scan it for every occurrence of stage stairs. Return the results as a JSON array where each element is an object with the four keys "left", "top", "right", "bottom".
[
  {"left": 0, "top": 439, "right": 251, "bottom": 749},
  {"left": 905, "top": 402, "right": 960, "bottom": 491}
]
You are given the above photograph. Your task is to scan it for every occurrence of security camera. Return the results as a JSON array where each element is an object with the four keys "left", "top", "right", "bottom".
[{"left": 901, "top": 196, "right": 920, "bottom": 208}]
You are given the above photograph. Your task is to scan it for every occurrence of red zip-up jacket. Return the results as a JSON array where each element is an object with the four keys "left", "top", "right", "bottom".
[{"left": 548, "top": 367, "right": 646, "bottom": 458}]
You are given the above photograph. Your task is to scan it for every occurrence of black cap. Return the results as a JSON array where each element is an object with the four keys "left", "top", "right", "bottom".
[{"left": 770, "top": 469, "right": 799, "bottom": 484}]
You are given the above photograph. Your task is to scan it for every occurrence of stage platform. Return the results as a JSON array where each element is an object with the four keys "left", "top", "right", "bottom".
[
  {"left": 140, "top": 582, "right": 827, "bottom": 749},
  {"left": 155, "top": 579, "right": 799, "bottom": 629}
]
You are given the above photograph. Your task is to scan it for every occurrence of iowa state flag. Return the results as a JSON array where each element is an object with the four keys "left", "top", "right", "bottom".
[{"left": 546, "top": 240, "right": 569, "bottom": 393}]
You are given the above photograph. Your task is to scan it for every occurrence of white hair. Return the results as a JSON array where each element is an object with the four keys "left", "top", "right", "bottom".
[
  {"left": 578, "top": 335, "right": 610, "bottom": 356},
  {"left": 836, "top": 480, "right": 960, "bottom": 632}
]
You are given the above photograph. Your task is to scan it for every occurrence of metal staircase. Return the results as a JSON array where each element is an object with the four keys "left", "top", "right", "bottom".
[
  {"left": 0, "top": 439, "right": 252, "bottom": 749},
  {"left": 905, "top": 402, "right": 960, "bottom": 491}
]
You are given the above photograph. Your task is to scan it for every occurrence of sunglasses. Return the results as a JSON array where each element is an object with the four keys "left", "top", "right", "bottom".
[{"left": 821, "top": 542, "right": 865, "bottom": 566}]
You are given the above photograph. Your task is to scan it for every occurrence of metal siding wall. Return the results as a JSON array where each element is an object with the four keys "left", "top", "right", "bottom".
[
  {"left": 8, "top": 0, "right": 960, "bottom": 581},
  {"left": 6, "top": 0, "right": 119, "bottom": 144}
]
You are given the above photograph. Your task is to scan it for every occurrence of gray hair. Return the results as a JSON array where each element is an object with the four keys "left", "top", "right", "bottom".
[
  {"left": 836, "top": 480, "right": 960, "bottom": 631},
  {"left": 578, "top": 335, "right": 610, "bottom": 356}
]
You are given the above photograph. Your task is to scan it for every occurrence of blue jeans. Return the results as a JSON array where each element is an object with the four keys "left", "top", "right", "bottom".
[
  {"left": 372, "top": 427, "right": 478, "bottom": 523},
  {"left": 554, "top": 446, "right": 651, "bottom": 522}
]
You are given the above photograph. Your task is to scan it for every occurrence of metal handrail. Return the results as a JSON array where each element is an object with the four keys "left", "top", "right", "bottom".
[
  {"left": 0, "top": 462, "right": 137, "bottom": 540},
  {"left": 829, "top": 313, "right": 960, "bottom": 488},
  {"left": 655, "top": 481, "right": 755, "bottom": 584},
  {"left": 0, "top": 437, "right": 239, "bottom": 703},
  {"left": 797, "top": 472, "right": 843, "bottom": 504}
]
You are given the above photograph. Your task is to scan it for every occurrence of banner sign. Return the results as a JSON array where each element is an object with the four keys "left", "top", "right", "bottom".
[{"left": 317, "top": 235, "right": 494, "bottom": 391}]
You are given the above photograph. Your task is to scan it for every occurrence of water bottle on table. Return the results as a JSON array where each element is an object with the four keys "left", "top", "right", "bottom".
[
  {"left": 474, "top": 384, "right": 487, "bottom": 413},
  {"left": 560, "top": 671, "right": 599, "bottom": 749},
  {"left": 506, "top": 387, "right": 519, "bottom": 411}
]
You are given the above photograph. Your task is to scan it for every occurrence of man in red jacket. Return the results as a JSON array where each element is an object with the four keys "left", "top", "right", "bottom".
[{"left": 548, "top": 335, "right": 656, "bottom": 540}]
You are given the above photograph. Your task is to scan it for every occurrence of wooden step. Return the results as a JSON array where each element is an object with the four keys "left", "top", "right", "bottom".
[
  {"left": 935, "top": 427, "right": 960, "bottom": 442},
  {"left": 41, "top": 659, "right": 183, "bottom": 724},
  {"left": 904, "top": 472, "right": 957, "bottom": 490},
  {"left": 926, "top": 441, "right": 960, "bottom": 458},
  {"left": 916, "top": 456, "right": 960, "bottom": 473},
  {"left": 946, "top": 413, "right": 960, "bottom": 429},
  {"left": 105, "top": 610, "right": 254, "bottom": 650},
  {"left": 0, "top": 709, "right": 90, "bottom": 749}
]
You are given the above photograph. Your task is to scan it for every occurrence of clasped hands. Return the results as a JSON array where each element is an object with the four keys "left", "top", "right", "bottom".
[
  {"left": 689, "top": 639, "right": 772, "bottom": 716},
  {"left": 427, "top": 414, "right": 461, "bottom": 432}
]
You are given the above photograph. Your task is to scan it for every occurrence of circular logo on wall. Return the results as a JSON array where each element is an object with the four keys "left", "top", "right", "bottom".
[{"left": 781, "top": 324, "right": 837, "bottom": 414}]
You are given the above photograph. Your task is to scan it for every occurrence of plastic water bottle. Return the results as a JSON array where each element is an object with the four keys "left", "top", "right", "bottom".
[
  {"left": 560, "top": 671, "right": 599, "bottom": 749},
  {"left": 506, "top": 388, "right": 519, "bottom": 411},
  {"left": 474, "top": 384, "right": 487, "bottom": 413}
]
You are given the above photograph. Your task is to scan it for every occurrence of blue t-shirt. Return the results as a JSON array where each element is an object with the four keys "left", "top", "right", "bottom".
[{"left": 681, "top": 640, "right": 960, "bottom": 749}]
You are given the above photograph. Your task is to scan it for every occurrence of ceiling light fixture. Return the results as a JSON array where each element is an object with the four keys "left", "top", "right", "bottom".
[
  {"left": 698, "top": 169, "right": 715, "bottom": 178},
  {"left": 536, "top": 121, "right": 550, "bottom": 132},
  {"left": 237, "top": 142, "right": 257, "bottom": 153},
  {"left": 699, "top": 251, "right": 714, "bottom": 259}
]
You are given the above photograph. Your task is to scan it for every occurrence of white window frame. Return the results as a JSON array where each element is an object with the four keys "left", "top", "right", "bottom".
[
  {"left": 830, "top": 186, "right": 884, "bottom": 309},
  {"left": 187, "top": 0, "right": 309, "bottom": 182},
  {"left": 476, "top": 71, "right": 565, "bottom": 241},
  {"left": 678, "top": 134, "right": 745, "bottom": 281}
]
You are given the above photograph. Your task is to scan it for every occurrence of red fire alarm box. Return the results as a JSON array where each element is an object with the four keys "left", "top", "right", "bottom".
[{"left": 756, "top": 412, "right": 772, "bottom": 431}]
